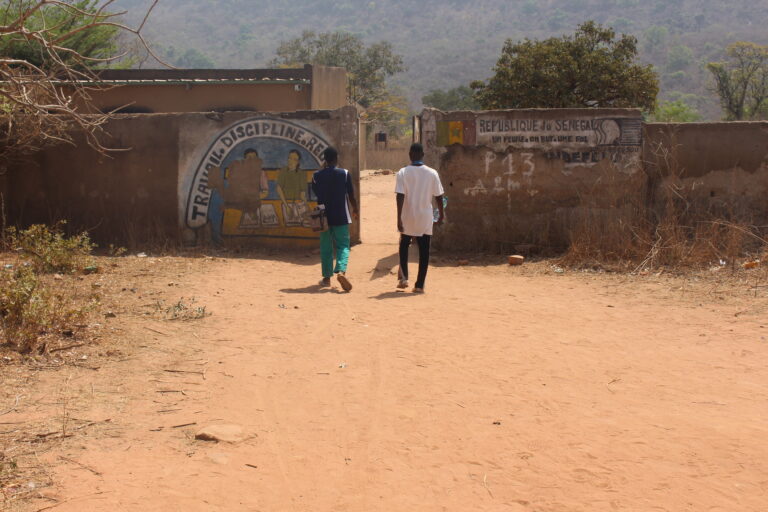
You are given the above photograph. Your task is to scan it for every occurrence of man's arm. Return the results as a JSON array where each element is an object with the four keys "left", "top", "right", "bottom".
[
  {"left": 312, "top": 172, "right": 325, "bottom": 206},
  {"left": 345, "top": 171, "right": 359, "bottom": 219},
  {"left": 348, "top": 194, "right": 359, "bottom": 220},
  {"left": 434, "top": 194, "right": 445, "bottom": 225},
  {"left": 396, "top": 193, "right": 405, "bottom": 233}
]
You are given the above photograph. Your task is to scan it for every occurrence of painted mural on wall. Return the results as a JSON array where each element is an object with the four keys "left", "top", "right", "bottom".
[{"left": 184, "top": 117, "right": 331, "bottom": 242}]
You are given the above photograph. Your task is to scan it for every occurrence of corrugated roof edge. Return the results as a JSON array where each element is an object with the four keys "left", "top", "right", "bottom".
[
  {"left": 95, "top": 65, "right": 312, "bottom": 82},
  {"left": 57, "top": 78, "right": 310, "bottom": 86}
]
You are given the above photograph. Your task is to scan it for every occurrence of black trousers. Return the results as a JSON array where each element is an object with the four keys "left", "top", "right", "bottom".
[{"left": 399, "top": 234, "right": 431, "bottom": 288}]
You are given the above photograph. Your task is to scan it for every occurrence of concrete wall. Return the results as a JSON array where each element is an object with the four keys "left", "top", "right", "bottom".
[
  {"left": 5, "top": 106, "right": 361, "bottom": 249},
  {"left": 419, "top": 109, "right": 768, "bottom": 252},
  {"left": 364, "top": 142, "right": 410, "bottom": 171},
  {"left": 7, "top": 114, "right": 181, "bottom": 245},
  {"left": 309, "top": 66, "right": 348, "bottom": 110},
  {"left": 421, "top": 108, "right": 645, "bottom": 251}
]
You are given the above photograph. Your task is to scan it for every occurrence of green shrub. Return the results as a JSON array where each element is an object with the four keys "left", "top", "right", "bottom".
[
  {"left": 6, "top": 222, "right": 94, "bottom": 274},
  {"left": 0, "top": 266, "right": 90, "bottom": 353}
]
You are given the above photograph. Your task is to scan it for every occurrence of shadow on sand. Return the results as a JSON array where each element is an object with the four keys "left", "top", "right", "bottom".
[
  {"left": 370, "top": 252, "right": 400, "bottom": 280},
  {"left": 370, "top": 291, "right": 417, "bottom": 300},
  {"left": 280, "top": 284, "right": 344, "bottom": 294}
]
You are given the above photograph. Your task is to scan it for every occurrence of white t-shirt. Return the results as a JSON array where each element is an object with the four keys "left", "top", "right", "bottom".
[{"left": 395, "top": 164, "right": 444, "bottom": 236}]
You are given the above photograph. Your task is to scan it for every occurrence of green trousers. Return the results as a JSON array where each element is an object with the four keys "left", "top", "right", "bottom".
[{"left": 320, "top": 224, "right": 350, "bottom": 278}]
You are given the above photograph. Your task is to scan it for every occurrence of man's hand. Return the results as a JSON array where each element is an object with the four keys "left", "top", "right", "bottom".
[
  {"left": 397, "top": 218, "right": 404, "bottom": 233},
  {"left": 352, "top": 211, "right": 359, "bottom": 221}
]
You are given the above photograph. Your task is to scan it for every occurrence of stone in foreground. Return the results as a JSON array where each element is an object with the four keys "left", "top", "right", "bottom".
[
  {"left": 195, "top": 424, "right": 245, "bottom": 443},
  {"left": 508, "top": 255, "right": 525, "bottom": 266}
]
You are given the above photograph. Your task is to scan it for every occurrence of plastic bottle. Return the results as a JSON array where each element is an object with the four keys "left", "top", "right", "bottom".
[{"left": 433, "top": 196, "right": 448, "bottom": 222}]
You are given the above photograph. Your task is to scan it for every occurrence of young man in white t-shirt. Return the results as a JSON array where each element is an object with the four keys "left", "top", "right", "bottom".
[{"left": 395, "top": 143, "right": 445, "bottom": 293}]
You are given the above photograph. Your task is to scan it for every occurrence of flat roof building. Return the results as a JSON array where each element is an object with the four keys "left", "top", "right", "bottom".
[{"left": 77, "top": 64, "right": 348, "bottom": 114}]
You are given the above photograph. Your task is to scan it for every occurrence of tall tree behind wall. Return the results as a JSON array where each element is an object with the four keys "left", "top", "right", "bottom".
[
  {"left": 271, "top": 30, "right": 408, "bottom": 135},
  {"left": 707, "top": 42, "right": 768, "bottom": 120},
  {"left": 471, "top": 21, "right": 659, "bottom": 112}
]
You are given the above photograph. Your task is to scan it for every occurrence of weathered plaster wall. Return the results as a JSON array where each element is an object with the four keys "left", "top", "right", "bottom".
[
  {"left": 5, "top": 106, "right": 361, "bottom": 248},
  {"left": 365, "top": 142, "right": 411, "bottom": 171},
  {"left": 7, "top": 114, "right": 181, "bottom": 245},
  {"left": 644, "top": 122, "right": 768, "bottom": 224},
  {"left": 309, "top": 66, "right": 348, "bottom": 111},
  {"left": 420, "top": 110, "right": 768, "bottom": 253},
  {"left": 422, "top": 108, "right": 644, "bottom": 251}
]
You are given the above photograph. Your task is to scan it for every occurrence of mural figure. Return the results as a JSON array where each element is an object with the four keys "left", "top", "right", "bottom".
[
  {"left": 277, "top": 149, "right": 310, "bottom": 227},
  {"left": 223, "top": 149, "right": 268, "bottom": 228}
]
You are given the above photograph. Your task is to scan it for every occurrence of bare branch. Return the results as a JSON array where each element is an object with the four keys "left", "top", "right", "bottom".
[{"left": 0, "top": 0, "right": 169, "bottom": 162}]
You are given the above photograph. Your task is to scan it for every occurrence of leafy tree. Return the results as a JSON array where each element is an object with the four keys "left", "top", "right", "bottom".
[
  {"left": 271, "top": 30, "right": 405, "bottom": 108},
  {"left": 664, "top": 70, "right": 687, "bottom": 87},
  {"left": 422, "top": 86, "right": 479, "bottom": 111},
  {"left": 651, "top": 100, "right": 701, "bottom": 122},
  {"left": 471, "top": 21, "right": 659, "bottom": 112},
  {"left": 707, "top": 42, "right": 768, "bottom": 120},
  {"left": 666, "top": 44, "right": 693, "bottom": 72},
  {"left": 364, "top": 90, "right": 411, "bottom": 137},
  {"left": 0, "top": 0, "right": 121, "bottom": 70}
]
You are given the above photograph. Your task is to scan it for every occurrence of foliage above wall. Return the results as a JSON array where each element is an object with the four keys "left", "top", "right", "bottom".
[
  {"left": 470, "top": 22, "right": 659, "bottom": 112},
  {"left": 422, "top": 86, "right": 480, "bottom": 111}
]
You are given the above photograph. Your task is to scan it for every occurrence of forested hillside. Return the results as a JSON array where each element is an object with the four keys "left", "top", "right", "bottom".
[{"left": 114, "top": 0, "right": 768, "bottom": 119}]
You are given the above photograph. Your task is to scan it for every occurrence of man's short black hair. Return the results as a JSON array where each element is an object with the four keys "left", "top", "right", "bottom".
[
  {"left": 410, "top": 143, "right": 424, "bottom": 154},
  {"left": 244, "top": 148, "right": 259, "bottom": 157},
  {"left": 322, "top": 146, "right": 338, "bottom": 163}
]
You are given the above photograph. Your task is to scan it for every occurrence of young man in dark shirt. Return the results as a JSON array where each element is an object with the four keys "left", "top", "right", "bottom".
[{"left": 311, "top": 147, "right": 359, "bottom": 292}]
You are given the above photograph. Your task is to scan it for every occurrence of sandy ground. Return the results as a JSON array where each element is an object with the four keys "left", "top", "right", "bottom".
[{"left": 4, "top": 171, "right": 768, "bottom": 511}]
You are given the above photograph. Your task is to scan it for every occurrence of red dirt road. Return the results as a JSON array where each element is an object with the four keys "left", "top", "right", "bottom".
[{"left": 14, "top": 171, "right": 768, "bottom": 511}]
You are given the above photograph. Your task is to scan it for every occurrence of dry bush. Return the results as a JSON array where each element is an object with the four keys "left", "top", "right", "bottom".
[{"left": 558, "top": 164, "right": 650, "bottom": 269}]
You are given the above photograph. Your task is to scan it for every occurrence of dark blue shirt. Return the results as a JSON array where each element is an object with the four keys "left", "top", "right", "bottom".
[{"left": 312, "top": 166, "right": 354, "bottom": 226}]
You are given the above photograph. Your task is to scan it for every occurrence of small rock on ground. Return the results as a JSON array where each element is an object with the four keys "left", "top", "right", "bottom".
[{"left": 195, "top": 424, "right": 246, "bottom": 443}]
